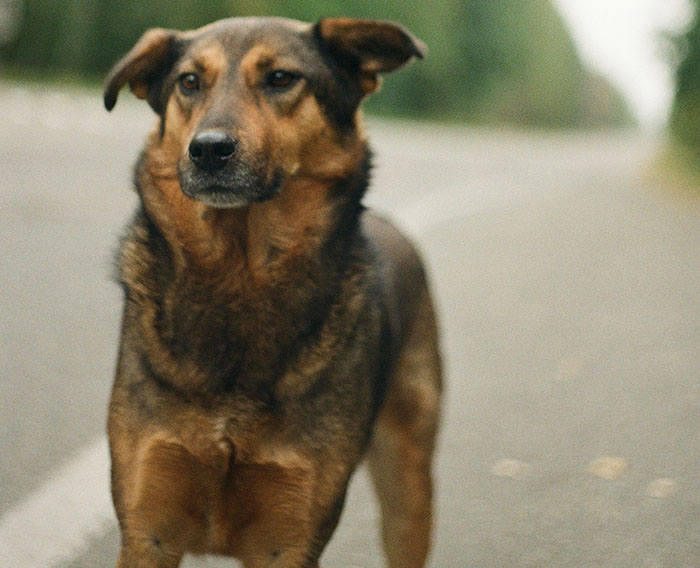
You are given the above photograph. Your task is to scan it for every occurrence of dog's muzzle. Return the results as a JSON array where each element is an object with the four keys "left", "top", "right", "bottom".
[{"left": 178, "top": 130, "right": 282, "bottom": 208}]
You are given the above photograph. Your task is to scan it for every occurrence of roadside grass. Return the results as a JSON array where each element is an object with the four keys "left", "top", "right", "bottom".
[
  {"left": 0, "top": 64, "right": 102, "bottom": 90},
  {"left": 649, "top": 140, "right": 700, "bottom": 203}
]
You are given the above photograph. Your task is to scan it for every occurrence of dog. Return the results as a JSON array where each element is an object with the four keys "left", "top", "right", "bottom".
[{"left": 104, "top": 16, "right": 441, "bottom": 568}]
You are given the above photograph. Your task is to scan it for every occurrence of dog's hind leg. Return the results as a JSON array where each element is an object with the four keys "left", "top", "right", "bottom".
[{"left": 367, "top": 290, "right": 442, "bottom": 568}]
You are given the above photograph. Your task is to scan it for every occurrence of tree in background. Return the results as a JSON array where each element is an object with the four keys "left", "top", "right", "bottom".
[
  {"left": 670, "top": 1, "right": 700, "bottom": 156},
  {"left": 1, "top": 0, "right": 630, "bottom": 128}
]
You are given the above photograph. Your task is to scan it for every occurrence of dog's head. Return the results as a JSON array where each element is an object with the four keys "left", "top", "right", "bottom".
[{"left": 104, "top": 17, "right": 425, "bottom": 209}]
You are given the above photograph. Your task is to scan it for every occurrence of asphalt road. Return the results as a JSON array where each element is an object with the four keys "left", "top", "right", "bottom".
[{"left": 1, "top": 83, "right": 699, "bottom": 567}]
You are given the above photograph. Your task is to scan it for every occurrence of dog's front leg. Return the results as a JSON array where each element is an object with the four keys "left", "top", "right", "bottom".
[
  {"left": 111, "top": 438, "right": 214, "bottom": 568},
  {"left": 115, "top": 538, "right": 184, "bottom": 568}
]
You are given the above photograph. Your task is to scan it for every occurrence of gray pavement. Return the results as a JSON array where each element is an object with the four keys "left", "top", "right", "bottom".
[{"left": 1, "top": 83, "right": 699, "bottom": 567}]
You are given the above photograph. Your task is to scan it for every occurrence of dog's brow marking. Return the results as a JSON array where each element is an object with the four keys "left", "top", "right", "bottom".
[
  {"left": 0, "top": 437, "right": 112, "bottom": 567},
  {"left": 240, "top": 45, "right": 277, "bottom": 82},
  {"left": 193, "top": 44, "right": 228, "bottom": 79},
  {"left": 254, "top": 52, "right": 275, "bottom": 69}
]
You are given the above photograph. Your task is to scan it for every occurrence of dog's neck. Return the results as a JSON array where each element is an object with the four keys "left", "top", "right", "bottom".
[
  {"left": 125, "top": 150, "right": 371, "bottom": 393},
  {"left": 135, "top": 149, "right": 371, "bottom": 281}
]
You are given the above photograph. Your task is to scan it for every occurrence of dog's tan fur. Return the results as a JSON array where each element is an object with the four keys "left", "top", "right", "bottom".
[{"left": 105, "top": 17, "right": 441, "bottom": 568}]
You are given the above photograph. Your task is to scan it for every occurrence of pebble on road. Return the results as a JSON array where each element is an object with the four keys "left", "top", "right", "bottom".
[{"left": 587, "top": 456, "right": 629, "bottom": 480}]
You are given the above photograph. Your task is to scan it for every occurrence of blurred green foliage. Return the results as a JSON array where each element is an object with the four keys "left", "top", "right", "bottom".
[
  {"left": 0, "top": 0, "right": 630, "bottom": 127},
  {"left": 671, "top": 1, "right": 700, "bottom": 155}
]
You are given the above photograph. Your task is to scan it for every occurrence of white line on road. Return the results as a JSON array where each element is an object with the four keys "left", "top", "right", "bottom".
[
  {"left": 370, "top": 172, "right": 560, "bottom": 241},
  {"left": 393, "top": 179, "right": 521, "bottom": 237},
  {"left": 0, "top": 437, "right": 113, "bottom": 567}
]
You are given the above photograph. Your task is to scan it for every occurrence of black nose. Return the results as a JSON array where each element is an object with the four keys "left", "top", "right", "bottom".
[{"left": 188, "top": 131, "right": 237, "bottom": 173}]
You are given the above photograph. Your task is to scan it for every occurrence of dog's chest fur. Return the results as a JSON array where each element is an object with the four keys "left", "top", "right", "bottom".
[{"left": 118, "top": 208, "right": 386, "bottom": 408}]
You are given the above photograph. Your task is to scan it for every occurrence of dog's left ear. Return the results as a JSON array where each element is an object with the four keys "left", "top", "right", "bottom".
[
  {"left": 316, "top": 18, "right": 426, "bottom": 94},
  {"left": 104, "top": 28, "right": 180, "bottom": 113}
]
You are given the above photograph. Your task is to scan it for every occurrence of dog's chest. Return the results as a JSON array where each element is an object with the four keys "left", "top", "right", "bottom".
[
  {"left": 157, "top": 268, "right": 329, "bottom": 389},
  {"left": 128, "top": 407, "right": 320, "bottom": 559}
]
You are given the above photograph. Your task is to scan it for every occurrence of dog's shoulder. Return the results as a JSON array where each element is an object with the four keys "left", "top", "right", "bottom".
[
  {"left": 360, "top": 210, "right": 431, "bottom": 344},
  {"left": 362, "top": 212, "right": 424, "bottom": 275}
]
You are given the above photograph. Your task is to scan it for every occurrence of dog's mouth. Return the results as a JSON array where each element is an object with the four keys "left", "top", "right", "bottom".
[{"left": 178, "top": 162, "right": 284, "bottom": 209}]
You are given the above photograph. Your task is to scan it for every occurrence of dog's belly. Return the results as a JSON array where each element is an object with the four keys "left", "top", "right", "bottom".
[{"left": 123, "top": 434, "right": 319, "bottom": 563}]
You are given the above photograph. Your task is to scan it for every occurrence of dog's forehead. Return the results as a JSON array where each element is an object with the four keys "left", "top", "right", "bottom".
[{"left": 185, "top": 17, "right": 317, "bottom": 63}]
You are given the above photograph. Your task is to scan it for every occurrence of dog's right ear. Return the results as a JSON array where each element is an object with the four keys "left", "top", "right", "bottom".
[{"left": 104, "top": 28, "right": 179, "bottom": 113}]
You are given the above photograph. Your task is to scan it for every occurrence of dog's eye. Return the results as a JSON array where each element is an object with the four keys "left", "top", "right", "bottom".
[
  {"left": 178, "top": 73, "right": 200, "bottom": 94},
  {"left": 266, "top": 70, "right": 300, "bottom": 90}
]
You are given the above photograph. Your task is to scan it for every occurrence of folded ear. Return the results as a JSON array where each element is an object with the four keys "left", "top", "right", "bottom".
[
  {"left": 104, "top": 28, "right": 179, "bottom": 113},
  {"left": 316, "top": 18, "right": 426, "bottom": 94}
]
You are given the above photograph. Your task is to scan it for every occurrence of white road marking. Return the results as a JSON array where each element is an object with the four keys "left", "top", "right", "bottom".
[
  {"left": 392, "top": 179, "right": 521, "bottom": 238},
  {"left": 0, "top": 437, "right": 113, "bottom": 567},
  {"left": 371, "top": 171, "right": 561, "bottom": 241}
]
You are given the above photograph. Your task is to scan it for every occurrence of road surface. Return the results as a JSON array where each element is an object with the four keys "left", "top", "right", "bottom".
[{"left": 1, "top": 83, "right": 699, "bottom": 567}]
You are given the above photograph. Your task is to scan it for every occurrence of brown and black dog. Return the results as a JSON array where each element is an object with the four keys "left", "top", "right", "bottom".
[{"left": 104, "top": 16, "right": 441, "bottom": 568}]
